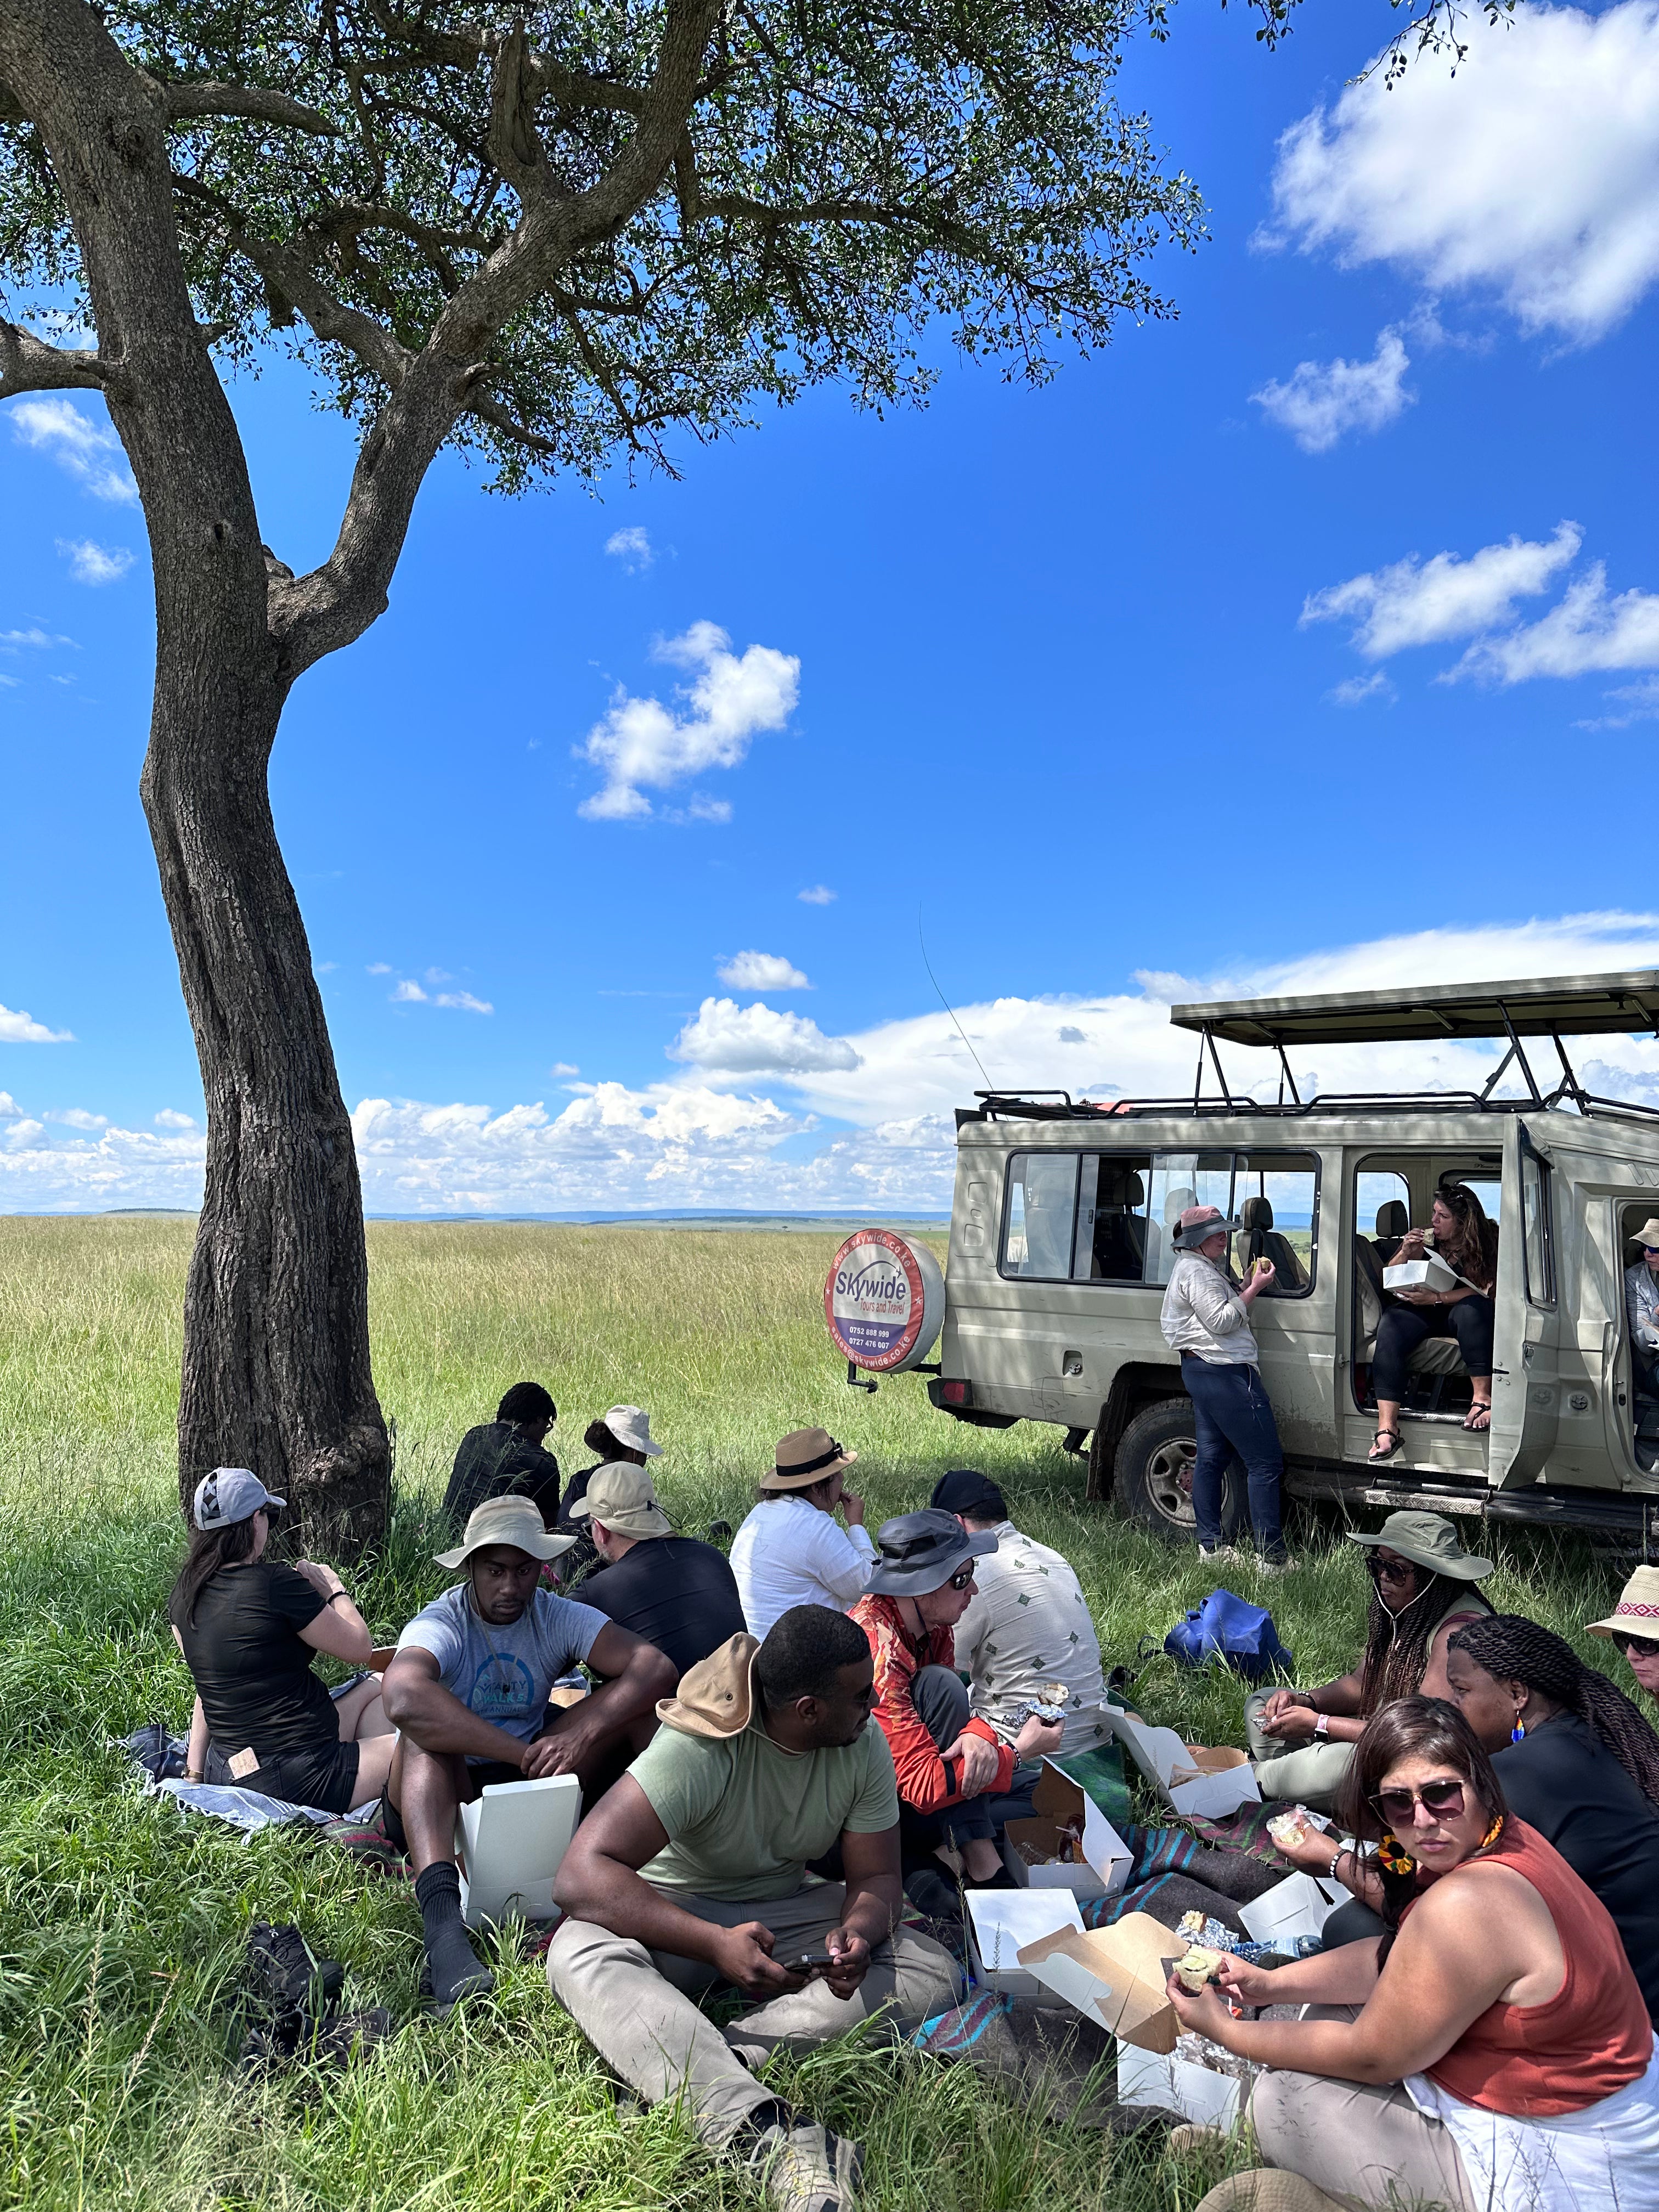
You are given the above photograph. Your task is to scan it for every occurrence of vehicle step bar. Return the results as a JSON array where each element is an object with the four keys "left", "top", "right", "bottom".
[{"left": 1285, "top": 1464, "right": 1659, "bottom": 1535}]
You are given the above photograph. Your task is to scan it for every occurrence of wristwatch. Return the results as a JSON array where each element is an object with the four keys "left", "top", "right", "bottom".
[{"left": 1312, "top": 1712, "right": 1331, "bottom": 1740}]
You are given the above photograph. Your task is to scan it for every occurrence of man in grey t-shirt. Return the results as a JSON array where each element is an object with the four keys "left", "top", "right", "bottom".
[{"left": 381, "top": 1496, "right": 675, "bottom": 2008}]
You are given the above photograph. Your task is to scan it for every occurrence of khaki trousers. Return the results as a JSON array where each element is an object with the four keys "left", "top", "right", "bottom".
[
  {"left": 1249, "top": 2007, "right": 1476, "bottom": 2212},
  {"left": 547, "top": 1881, "right": 961, "bottom": 2146},
  {"left": 1244, "top": 1690, "right": 1356, "bottom": 1812}
]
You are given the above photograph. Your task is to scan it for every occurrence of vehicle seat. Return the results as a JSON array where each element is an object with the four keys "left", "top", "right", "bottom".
[
  {"left": 1374, "top": 1199, "right": 1408, "bottom": 1265},
  {"left": 1093, "top": 1167, "right": 1147, "bottom": 1280},
  {"left": 1158, "top": 1186, "right": 1197, "bottom": 1281},
  {"left": 1237, "top": 1195, "right": 1307, "bottom": 1293}
]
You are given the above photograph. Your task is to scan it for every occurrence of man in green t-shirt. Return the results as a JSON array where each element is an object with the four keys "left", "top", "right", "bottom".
[{"left": 550, "top": 1605, "right": 960, "bottom": 2212}]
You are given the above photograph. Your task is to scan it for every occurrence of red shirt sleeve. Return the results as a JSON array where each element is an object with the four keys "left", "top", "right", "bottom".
[{"left": 851, "top": 1599, "right": 1016, "bottom": 1813}]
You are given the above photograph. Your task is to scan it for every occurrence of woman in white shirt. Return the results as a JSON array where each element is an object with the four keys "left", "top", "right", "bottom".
[{"left": 729, "top": 1427, "right": 876, "bottom": 1639}]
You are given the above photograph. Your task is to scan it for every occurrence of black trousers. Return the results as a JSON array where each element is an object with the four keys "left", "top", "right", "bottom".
[{"left": 1372, "top": 1296, "right": 1494, "bottom": 1404}]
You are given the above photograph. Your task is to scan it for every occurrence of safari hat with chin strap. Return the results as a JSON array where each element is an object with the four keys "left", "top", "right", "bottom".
[
  {"left": 1587, "top": 1564, "right": 1659, "bottom": 1641},
  {"left": 1172, "top": 1204, "right": 1241, "bottom": 1251},
  {"left": 435, "top": 1493, "right": 576, "bottom": 1571},
  {"left": 760, "top": 1427, "right": 859, "bottom": 1492},
  {"left": 1347, "top": 1509, "right": 1493, "bottom": 1582}
]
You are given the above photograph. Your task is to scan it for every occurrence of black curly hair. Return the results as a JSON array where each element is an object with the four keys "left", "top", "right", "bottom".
[
  {"left": 1357, "top": 1565, "right": 1493, "bottom": 1716},
  {"left": 1449, "top": 1612, "right": 1659, "bottom": 1809}
]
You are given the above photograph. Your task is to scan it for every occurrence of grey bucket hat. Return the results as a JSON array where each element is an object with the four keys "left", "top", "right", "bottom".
[
  {"left": 1347, "top": 1509, "right": 1493, "bottom": 1582},
  {"left": 865, "top": 1508, "right": 998, "bottom": 1597}
]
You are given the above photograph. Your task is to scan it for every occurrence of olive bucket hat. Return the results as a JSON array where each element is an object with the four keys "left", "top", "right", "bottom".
[{"left": 1347, "top": 1509, "right": 1493, "bottom": 1582}]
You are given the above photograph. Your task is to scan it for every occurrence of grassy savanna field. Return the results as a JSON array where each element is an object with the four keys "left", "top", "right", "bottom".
[{"left": 0, "top": 1216, "right": 1637, "bottom": 2211}]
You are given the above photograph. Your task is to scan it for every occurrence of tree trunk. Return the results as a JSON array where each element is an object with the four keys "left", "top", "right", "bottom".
[{"left": 141, "top": 674, "right": 389, "bottom": 1553}]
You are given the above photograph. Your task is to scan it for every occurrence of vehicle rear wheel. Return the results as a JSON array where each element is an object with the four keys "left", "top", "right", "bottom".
[{"left": 1111, "top": 1397, "right": 1243, "bottom": 1545}]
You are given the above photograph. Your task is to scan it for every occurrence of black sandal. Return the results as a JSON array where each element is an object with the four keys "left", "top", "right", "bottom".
[
  {"left": 1369, "top": 1426, "right": 1402, "bottom": 1462},
  {"left": 1464, "top": 1404, "right": 1492, "bottom": 1433}
]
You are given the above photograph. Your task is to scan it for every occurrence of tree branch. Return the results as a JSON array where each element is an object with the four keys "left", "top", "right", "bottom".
[
  {"left": 0, "top": 318, "right": 111, "bottom": 396},
  {"left": 161, "top": 80, "right": 342, "bottom": 137}
]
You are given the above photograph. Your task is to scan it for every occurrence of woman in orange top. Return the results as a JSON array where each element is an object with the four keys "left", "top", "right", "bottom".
[
  {"left": 850, "top": 1509, "right": 1060, "bottom": 1889},
  {"left": 1169, "top": 1697, "right": 1659, "bottom": 2211}
]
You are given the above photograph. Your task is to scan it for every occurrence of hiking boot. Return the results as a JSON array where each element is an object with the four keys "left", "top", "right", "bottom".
[
  {"left": 742, "top": 2115, "right": 862, "bottom": 2212},
  {"left": 321, "top": 1800, "right": 404, "bottom": 1872},
  {"left": 246, "top": 1923, "right": 346, "bottom": 2023}
]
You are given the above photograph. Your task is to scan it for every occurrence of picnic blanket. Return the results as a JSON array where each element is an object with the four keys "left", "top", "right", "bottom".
[{"left": 120, "top": 1719, "right": 378, "bottom": 1837}]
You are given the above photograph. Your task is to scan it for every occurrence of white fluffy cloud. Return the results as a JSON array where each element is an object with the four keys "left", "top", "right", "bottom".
[
  {"left": 1268, "top": 1, "right": 1659, "bottom": 342},
  {"left": 1252, "top": 327, "right": 1413, "bottom": 453},
  {"left": 8, "top": 397, "right": 138, "bottom": 502},
  {"left": 1328, "top": 672, "right": 1396, "bottom": 707},
  {"left": 154, "top": 1108, "right": 196, "bottom": 1129},
  {"left": 391, "top": 978, "right": 493, "bottom": 1013},
  {"left": 48, "top": 1107, "right": 108, "bottom": 1130},
  {"left": 718, "top": 950, "right": 811, "bottom": 991},
  {"left": 0, "top": 1092, "right": 19, "bottom": 1115},
  {"left": 577, "top": 622, "right": 800, "bottom": 821},
  {"left": 604, "top": 526, "right": 654, "bottom": 573},
  {"left": 1454, "top": 565, "right": 1659, "bottom": 682},
  {"left": 1302, "top": 523, "right": 1582, "bottom": 658},
  {"left": 0, "top": 1001, "right": 72, "bottom": 1043},
  {"left": 669, "top": 997, "right": 860, "bottom": 1075},
  {"left": 798, "top": 885, "right": 836, "bottom": 905},
  {"left": 57, "top": 538, "right": 133, "bottom": 585}
]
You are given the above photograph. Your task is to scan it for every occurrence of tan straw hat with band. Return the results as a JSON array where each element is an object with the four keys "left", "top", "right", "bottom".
[
  {"left": 435, "top": 1493, "right": 576, "bottom": 1570},
  {"left": 760, "top": 1426, "right": 859, "bottom": 1492},
  {"left": 1587, "top": 1564, "right": 1659, "bottom": 1641}
]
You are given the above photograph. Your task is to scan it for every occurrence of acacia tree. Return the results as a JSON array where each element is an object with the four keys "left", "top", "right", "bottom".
[{"left": 0, "top": 0, "right": 1215, "bottom": 1545}]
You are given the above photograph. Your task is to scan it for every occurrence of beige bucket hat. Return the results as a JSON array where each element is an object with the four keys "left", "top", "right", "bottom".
[
  {"left": 435, "top": 1493, "right": 576, "bottom": 1570},
  {"left": 1629, "top": 1221, "right": 1659, "bottom": 1252},
  {"left": 603, "top": 1405, "right": 663, "bottom": 1457},
  {"left": 1347, "top": 1509, "right": 1493, "bottom": 1581},
  {"left": 760, "top": 1427, "right": 859, "bottom": 1493},
  {"left": 654, "top": 1632, "right": 760, "bottom": 1737},
  {"left": 1587, "top": 1564, "right": 1659, "bottom": 1641},
  {"left": 569, "top": 1461, "right": 673, "bottom": 1539}
]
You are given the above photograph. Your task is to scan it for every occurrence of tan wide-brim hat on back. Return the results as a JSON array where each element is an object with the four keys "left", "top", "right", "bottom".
[
  {"left": 656, "top": 1632, "right": 760, "bottom": 1737},
  {"left": 569, "top": 1460, "right": 673, "bottom": 1539},
  {"left": 1587, "top": 1564, "right": 1659, "bottom": 1641},
  {"left": 759, "top": 1426, "right": 859, "bottom": 1492},
  {"left": 435, "top": 1493, "right": 576, "bottom": 1570}
]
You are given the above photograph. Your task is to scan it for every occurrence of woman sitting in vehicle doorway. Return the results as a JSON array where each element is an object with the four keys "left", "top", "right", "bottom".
[
  {"left": 1369, "top": 1179, "right": 1500, "bottom": 1460},
  {"left": 1245, "top": 1510, "right": 1493, "bottom": 1809}
]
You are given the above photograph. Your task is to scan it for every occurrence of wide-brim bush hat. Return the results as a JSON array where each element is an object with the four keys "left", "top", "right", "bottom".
[
  {"left": 570, "top": 1461, "right": 673, "bottom": 1539},
  {"left": 1173, "top": 1204, "right": 1241, "bottom": 1251},
  {"left": 761, "top": 1427, "right": 859, "bottom": 1492},
  {"left": 1629, "top": 1221, "right": 1659, "bottom": 1253},
  {"left": 604, "top": 1405, "right": 663, "bottom": 1457},
  {"left": 1587, "top": 1565, "right": 1659, "bottom": 1641},
  {"left": 1347, "top": 1509, "right": 1493, "bottom": 1581},
  {"left": 865, "top": 1508, "right": 998, "bottom": 1597},
  {"left": 193, "top": 1466, "right": 286, "bottom": 1530},
  {"left": 656, "top": 1632, "right": 760, "bottom": 1737},
  {"left": 435, "top": 1493, "right": 576, "bottom": 1570}
]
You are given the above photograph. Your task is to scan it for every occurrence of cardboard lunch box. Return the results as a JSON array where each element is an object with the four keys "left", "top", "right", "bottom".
[
  {"left": 453, "top": 1773, "right": 581, "bottom": 1931},
  {"left": 1383, "top": 1254, "right": 1462, "bottom": 1295},
  {"left": 1015, "top": 1910, "right": 1181, "bottom": 2053},
  {"left": 1094, "top": 1707, "right": 1261, "bottom": 1820},
  {"left": 1115, "top": 2040, "right": 1249, "bottom": 2130},
  {"left": 1238, "top": 1867, "right": 1346, "bottom": 1947},
  {"left": 1001, "top": 1757, "right": 1133, "bottom": 1902},
  {"left": 965, "top": 1888, "right": 1084, "bottom": 2002}
]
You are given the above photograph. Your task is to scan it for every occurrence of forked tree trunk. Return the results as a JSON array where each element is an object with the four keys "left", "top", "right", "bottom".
[{"left": 140, "top": 668, "right": 389, "bottom": 1551}]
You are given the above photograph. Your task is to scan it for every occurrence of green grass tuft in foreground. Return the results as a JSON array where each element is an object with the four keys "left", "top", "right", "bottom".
[{"left": 0, "top": 1217, "right": 1633, "bottom": 2209}]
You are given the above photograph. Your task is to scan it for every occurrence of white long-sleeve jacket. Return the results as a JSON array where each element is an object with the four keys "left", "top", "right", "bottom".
[{"left": 1159, "top": 1250, "right": 1259, "bottom": 1366}]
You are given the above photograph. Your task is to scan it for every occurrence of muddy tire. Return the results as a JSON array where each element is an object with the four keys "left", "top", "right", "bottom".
[{"left": 1111, "top": 1397, "right": 1243, "bottom": 1545}]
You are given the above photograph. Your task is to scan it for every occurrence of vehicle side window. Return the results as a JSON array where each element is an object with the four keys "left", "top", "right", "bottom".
[
  {"left": 1146, "top": 1153, "right": 1235, "bottom": 1285},
  {"left": 1075, "top": 1152, "right": 1153, "bottom": 1282},
  {"left": 1233, "top": 1152, "right": 1318, "bottom": 1297},
  {"left": 1521, "top": 1147, "right": 1555, "bottom": 1306},
  {"left": 1001, "top": 1153, "right": 1079, "bottom": 1279}
]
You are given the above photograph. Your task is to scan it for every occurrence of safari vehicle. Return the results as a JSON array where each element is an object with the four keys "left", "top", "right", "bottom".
[{"left": 913, "top": 970, "right": 1659, "bottom": 1544}]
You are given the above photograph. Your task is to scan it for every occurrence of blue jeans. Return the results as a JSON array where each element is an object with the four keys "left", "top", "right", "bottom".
[{"left": 1180, "top": 1353, "right": 1285, "bottom": 1556}]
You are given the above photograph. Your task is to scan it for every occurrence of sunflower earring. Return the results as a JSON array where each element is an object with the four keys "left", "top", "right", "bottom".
[{"left": 1377, "top": 1831, "right": 1417, "bottom": 1877}]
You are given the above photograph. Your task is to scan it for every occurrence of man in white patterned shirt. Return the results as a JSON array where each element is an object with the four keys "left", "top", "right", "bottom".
[{"left": 932, "top": 1470, "right": 1108, "bottom": 1758}]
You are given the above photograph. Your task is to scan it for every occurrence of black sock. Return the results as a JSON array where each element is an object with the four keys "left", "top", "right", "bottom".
[{"left": 413, "top": 1863, "right": 493, "bottom": 2006}]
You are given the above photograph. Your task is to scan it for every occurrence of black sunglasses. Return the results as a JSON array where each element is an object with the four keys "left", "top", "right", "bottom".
[
  {"left": 946, "top": 1566, "right": 977, "bottom": 1592},
  {"left": 1623, "top": 1633, "right": 1659, "bottom": 1661},
  {"left": 1365, "top": 1554, "right": 1417, "bottom": 1584},
  {"left": 1370, "top": 1779, "right": 1466, "bottom": 1826}
]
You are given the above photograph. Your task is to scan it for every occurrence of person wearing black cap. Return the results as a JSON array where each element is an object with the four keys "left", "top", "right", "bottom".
[
  {"left": 168, "top": 1466, "right": 396, "bottom": 1813},
  {"left": 850, "top": 1510, "right": 1054, "bottom": 1889},
  {"left": 442, "top": 1381, "right": 563, "bottom": 1533},
  {"left": 932, "top": 1469, "right": 1109, "bottom": 1760}
]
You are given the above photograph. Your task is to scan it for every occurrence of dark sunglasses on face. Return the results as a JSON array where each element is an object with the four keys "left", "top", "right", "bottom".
[
  {"left": 1623, "top": 1634, "right": 1659, "bottom": 1660},
  {"left": 1366, "top": 1554, "right": 1415, "bottom": 1585},
  {"left": 946, "top": 1567, "right": 977, "bottom": 1592},
  {"left": 1372, "top": 1779, "right": 1466, "bottom": 1826}
]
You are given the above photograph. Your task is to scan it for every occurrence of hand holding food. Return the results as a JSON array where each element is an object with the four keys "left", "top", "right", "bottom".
[{"left": 1173, "top": 1944, "right": 1226, "bottom": 1993}]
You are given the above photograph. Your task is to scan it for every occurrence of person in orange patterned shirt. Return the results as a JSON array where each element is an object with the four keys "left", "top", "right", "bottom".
[{"left": 851, "top": 1510, "right": 1060, "bottom": 1889}]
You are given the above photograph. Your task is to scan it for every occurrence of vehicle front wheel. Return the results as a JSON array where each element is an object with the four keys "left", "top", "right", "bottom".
[{"left": 1111, "top": 1397, "right": 1243, "bottom": 1545}]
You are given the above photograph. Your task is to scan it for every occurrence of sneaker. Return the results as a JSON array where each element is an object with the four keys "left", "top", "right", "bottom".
[
  {"left": 1254, "top": 1552, "right": 1297, "bottom": 1576},
  {"left": 1197, "top": 1544, "right": 1237, "bottom": 1563},
  {"left": 744, "top": 2117, "right": 862, "bottom": 2212},
  {"left": 321, "top": 1801, "right": 405, "bottom": 1874}
]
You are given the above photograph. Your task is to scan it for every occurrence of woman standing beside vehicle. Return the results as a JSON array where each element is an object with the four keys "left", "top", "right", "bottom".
[{"left": 1159, "top": 1204, "right": 1290, "bottom": 1570}]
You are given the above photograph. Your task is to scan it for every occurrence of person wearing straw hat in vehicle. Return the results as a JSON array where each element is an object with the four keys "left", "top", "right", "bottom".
[
  {"left": 1247, "top": 1510, "right": 1494, "bottom": 1812},
  {"left": 1160, "top": 1203, "right": 1291, "bottom": 1569},
  {"left": 558, "top": 1404, "right": 664, "bottom": 1583},
  {"left": 850, "top": 1509, "right": 1051, "bottom": 1894},
  {"left": 573, "top": 1462, "right": 746, "bottom": 1679},
  {"left": 378, "top": 1494, "right": 676, "bottom": 2009},
  {"left": 729, "top": 1429, "right": 876, "bottom": 1641},
  {"left": 1588, "top": 1566, "right": 1659, "bottom": 1708}
]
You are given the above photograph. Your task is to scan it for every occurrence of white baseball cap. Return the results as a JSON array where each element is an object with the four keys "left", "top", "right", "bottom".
[{"left": 193, "top": 1466, "right": 286, "bottom": 1530}]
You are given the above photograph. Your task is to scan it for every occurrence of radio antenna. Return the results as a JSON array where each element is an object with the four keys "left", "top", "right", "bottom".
[{"left": 918, "top": 904, "right": 995, "bottom": 1092}]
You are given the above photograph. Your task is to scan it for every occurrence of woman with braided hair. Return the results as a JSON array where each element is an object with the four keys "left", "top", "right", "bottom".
[{"left": 1445, "top": 1612, "right": 1659, "bottom": 2023}]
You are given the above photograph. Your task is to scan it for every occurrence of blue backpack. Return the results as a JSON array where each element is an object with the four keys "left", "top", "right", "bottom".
[{"left": 1165, "top": 1588, "right": 1293, "bottom": 1684}]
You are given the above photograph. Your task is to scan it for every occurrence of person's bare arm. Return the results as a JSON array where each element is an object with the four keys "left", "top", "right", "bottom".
[
  {"left": 553, "top": 1774, "right": 811, "bottom": 1999},
  {"left": 1177, "top": 1871, "right": 1545, "bottom": 2084},
  {"left": 1273, "top": 1826, "right": 1385, "bottom": 1908},
  {"left": 293, "top": 1560, "right": 374, "bottom": 1666},
  {"left": 532, "top": 1622, "right": 675, "bottom": 1776},
  {"left": 1212, "top": 1938, "right": 1383, "bottom": 2012},
  {"left": 381, "top": 1645, "right": 541, "bottom": 1767},
  {"left": 818, "top": 1821, "right": 905, "bottom": 1999},
  {"left": 1256, "top": 1664, "right": 1366, "bottom": 1741},
  {"left": 185, "top": 1694, "right": 208, "bottom": 1780}
]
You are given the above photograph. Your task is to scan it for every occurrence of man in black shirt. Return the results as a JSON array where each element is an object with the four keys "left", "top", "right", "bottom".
[
  {"left": 443, "top": 1381, "right": 562, "bottom": 1531},
  {"left": 571, "top": 1462, "right": 745, "bottom": 1680}
]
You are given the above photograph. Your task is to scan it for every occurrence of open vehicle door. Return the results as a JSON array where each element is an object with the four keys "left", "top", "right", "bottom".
[{"left": 1489, "top": 1121, "right": 1560, "bottom": 1486}]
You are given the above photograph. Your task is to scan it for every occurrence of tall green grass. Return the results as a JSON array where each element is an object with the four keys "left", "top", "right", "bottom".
[{"left": 0, "top": 1218, "right": 1634, "bottom": 2209}]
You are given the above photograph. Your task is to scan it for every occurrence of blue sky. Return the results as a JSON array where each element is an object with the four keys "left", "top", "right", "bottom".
[{"left": 5, "top": 0, "right": 1659, "bottom": 1214}]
